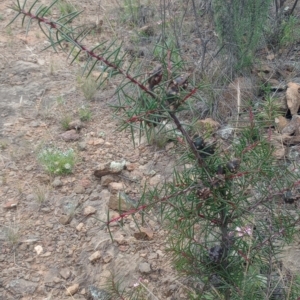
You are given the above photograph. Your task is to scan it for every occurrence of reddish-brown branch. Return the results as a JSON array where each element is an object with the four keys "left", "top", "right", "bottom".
[
  {"left": 20, "top": 9, "right": 156, "bottom": 99},
  {"left": 106, "top": 185, "right": 198, "bottom": 225}
]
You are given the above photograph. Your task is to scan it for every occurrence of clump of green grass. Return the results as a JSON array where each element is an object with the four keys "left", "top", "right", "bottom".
[
  {"left": 280, "top": 15, "right": 300, "bottom": 48},
  {"left": 57, "top": 0, "right": 76, "bottom": 16},
  {"left": 60, "top": 114, "right": 72, "bottom": 130},
  {"left": 80, "top": 76, "right": 98, "bottom": 101},
  {"left": 4, "top": 225, "right": 20, "bottom": 246},
  {"left": 33, "top": 184, "right": 50, "bottom": 205},
  {"left": 38, "top": 148, "right": 75, "bottom": 175},
  {"left": 79, "top": 106, "right": 92, "bottom": 121}
]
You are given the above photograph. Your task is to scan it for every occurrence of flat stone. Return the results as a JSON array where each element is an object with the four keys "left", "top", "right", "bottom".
[
  {"left": 7, "top": 279, "right": 38, "bottom": 295},
  {"left": 99, "top": 189, "right": 110, "bottom": 202},
  {"left": 76, "top": 223, "right": 84, "bottom": 231},
  {"left": 89, "top": 191, "right": 100, "bottom": 201},
  {"left": 149, "top": 174, "right": 163, "bottom": 186},
  {"left": 83, "top": 206, "right": 96, "bottom": 216},
  {"left": 60, "top": 130, "right": 80, "bottom": 142},
  {"left": 139, "top": 262, "right": 151, "bottom": 274},
  {"left": 101, "top": 175, "right": 115, "bottom": 186},
  {"left": 125, "top": 162, "right": 137, "bottom": 171},
  {"left": 3, "top": 200, "right": 18, "bottom": 209},
  {"left": 74, "top": 184, "right": 85, "bottom": 194},
  {"left": 60, "top": 268, "right": 71, "bottom": 280},
  {"left": 52, "top": 177, "right": 63, "bottom": 187},
  {"left": 94, "top": 160, "right": 126, "bottom": 178},
  {"left": 59, "top": 215, "right": 72, "bottom": 225},
  {"left": 282, "top": 115, "right": 300, "bottom": 135},
  {"left": 86, "top": 286, "right": 111, "bottom": 300},
  {"left": 216, "top": 126, "right": 234, "bottom": 140},
  {"left": 108, "top": 182, "right": 125, "bottom": 192},
  {"left": 65, "top": 283, "right": 79, "bottom": 296},
  {"left": 89, "top": 251, "right": 101, "bottom": 263},
  {"left": 81, "top": 178, "right": 91, "bottom": 188},
  {"left": 78, "top": 141, "right": 87, "bottom": 151}
]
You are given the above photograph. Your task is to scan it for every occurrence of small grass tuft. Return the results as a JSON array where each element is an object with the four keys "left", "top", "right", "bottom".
[
  {"left": 38, "top": 147, "right": 75, "bottom": 175},
  {"left": 33, "top": 184, "right": 50, "bottom": 205},
  {"left": 78, "top": 106, "right": 92, "bottom": 121},
  {"left": 57, "top": 0, "right": 76, "bottom": 16},
  {"left": 80, "top": 76, "right": 99, "bottom": 101},
  {"left": 4, "top": 224, "right": 20, "bottom": 246},
  {"left": 60, "top": 114, "right": 72, "bottom": 130}
]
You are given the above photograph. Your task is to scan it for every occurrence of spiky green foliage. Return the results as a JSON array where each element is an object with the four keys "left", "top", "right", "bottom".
[
  {"left": 212, "top": 0, "right": 273, "bottom": 72},
  {"left": 9, "top": 1, "right": 300, "bottom": 299},
  {"left": 161, "top": 120, "right": 300, "bottom": 299}
]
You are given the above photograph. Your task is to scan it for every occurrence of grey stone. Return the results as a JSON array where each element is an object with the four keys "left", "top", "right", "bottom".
[
  {"left": 59, "top": 215, "right": 72, "bottom": 225},
  {"left": 86, "top": 286, "right": 111, "bottom": 300},
  {"left": 78, "top": 141, "right": 87, "bottom": 151},
  {"left": 90, "top": 191, "right": 100, "bottom": 201},
  {"left": 13, "top": 60, "right": 40, "bottom": 73},
  {"left": 100, "top": 175, "right": 115, "bottom": 186},
  {"left": 139, "top": 262, "right": 151, "bottom": 274},
  {"left": 59, "top": 268, "right": 71, "bottom": 280},
  {"left": 99, "top": 189, "right": 110, "bottom": 202},
  {"left": 52, "top": 177, "right": 63, "bottom": 187},
  {"left": 216, "top": 125, "right": 234, "bottom": 140},
  {"left": 74, "top": 185, "right": 85, "bottom": 194},
  {"left": 29, "top": 121, "right": 39, "bottom": 127},
  {"left": 7, "top": 279, "right": 38, "bottom": 295},
  {"left": 83, "top": 206, "right": 96, "bottom": 216},
  {"left": 288, "top": 145, "right": 300, "bottom": 161}
]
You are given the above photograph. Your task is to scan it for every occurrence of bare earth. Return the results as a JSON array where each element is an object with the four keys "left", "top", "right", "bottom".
[
  {"left": 2, "top": 1, "right": 300, "bottom": 299},
  {"left": 0, "top": 1, "right": 183, "bottom": 299}
]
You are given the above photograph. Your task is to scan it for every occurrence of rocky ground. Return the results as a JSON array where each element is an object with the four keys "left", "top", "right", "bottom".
[
  {"left": 1, "top": 0, "right": 300, "bottom": 299},
  {"left": 0, "top": 1, "right": 185, "bottom": 299}
]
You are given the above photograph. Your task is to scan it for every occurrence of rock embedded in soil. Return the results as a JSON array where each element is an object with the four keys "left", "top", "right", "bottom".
[
  {"left": 68, "top": 119, "right": 83, "bottom": 130},
  {"left": 59, "top": 215, "right": 72, "bottom": 225},
  {"left": 60, "top": 129, "right": 80, "bottom": 142},
  {"left": 275, "top": 116, "right": 289, "bottom": 132},
  {"left": 65, "top": 283, "right": 79, "bottom": 296},
  {"left": 216, "top": 125, "right": 234, "bottom": 140},
  {"left": 100, "top": 175, "right": 115, "bottom": 186},
  {"left": 286, "top": 82, "right": 300, "bottom": 115},
  {"left": 94, "top": 161, "right": 126, "bottom": 178},
  {"left": 86, "top": 286, "right": 111, "bottom": 300},
  {"left": 74, "top": 184, "right": 86, "bottom": 194},
  {"left": 52, "top": 177, "right": 63, "bottom": 187},
  {"left": 83, "top": 206, "right": 97, "bottom": 216},
  {"left": 108, "top": 191, "right": 135, "bottom": 211},
  {"left": 139, "top": 262, "right": 151, "bottom": 274},
  {"left": 88, "top": 251, "right": 101, "bottom": 263},
  {"left": 3, "top": 200, "right": 18, "bottom": 208},
  {"left": 108, "top": 181, "right": 125, "bottom": 192},
  {"left": 7, "top": 279, "right": 38, "bottom": 296},
  {"left": 60, "top": 268, "right": 71, "bottom": 280},
  {"left": 78, "top": 141, "right": 87, "bottom": 151},
  {"left": 76, "top": 222, "right": 85, "bottom": 231},
  {"left": 285, "top": 115, "right": 300, "bottom": 135}
]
